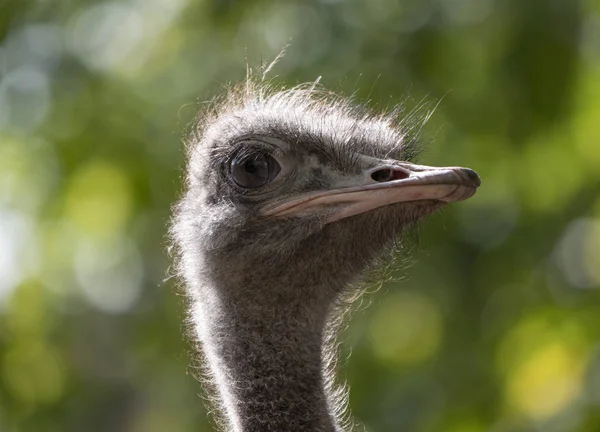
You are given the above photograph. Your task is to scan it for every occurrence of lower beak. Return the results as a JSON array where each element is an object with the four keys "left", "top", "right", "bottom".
[{"left": 261, "top": 162, "right": 481, "bottom": 223}]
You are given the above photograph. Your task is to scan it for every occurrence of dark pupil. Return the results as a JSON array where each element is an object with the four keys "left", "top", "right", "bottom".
[
  {"left": 244, "top": 158, "right": 265, "bottom": 176},
  {"left": 231, "top": 153, "right": 278, "bottom": 188}
]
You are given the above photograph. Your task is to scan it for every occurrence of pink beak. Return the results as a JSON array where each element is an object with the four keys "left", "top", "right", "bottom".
[{"left": 262, "top": 161, "right": 480, "bottom": 223}]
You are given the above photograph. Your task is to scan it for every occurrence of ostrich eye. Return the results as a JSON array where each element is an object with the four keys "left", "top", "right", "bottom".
[{"left": 230, "top": 152, "right": 281, "bottom": 189}]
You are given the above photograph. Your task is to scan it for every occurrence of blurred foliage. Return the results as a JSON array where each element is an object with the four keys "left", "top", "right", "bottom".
[{"left": 1, "top": 0, "right": 600, "bottom": 431}]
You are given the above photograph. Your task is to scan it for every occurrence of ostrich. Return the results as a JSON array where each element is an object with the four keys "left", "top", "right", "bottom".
[{"left": 170, "top": 78, "right": 480, "bottom": 432}]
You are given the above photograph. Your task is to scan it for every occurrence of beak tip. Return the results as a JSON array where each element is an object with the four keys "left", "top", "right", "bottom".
[{"left": 458, "top": 168, "right": 481, "bottom": 187}]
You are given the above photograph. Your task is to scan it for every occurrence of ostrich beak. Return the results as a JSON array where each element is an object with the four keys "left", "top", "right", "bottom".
[{"left": 261, "top": 161, "right": 481, "bottom": 222}]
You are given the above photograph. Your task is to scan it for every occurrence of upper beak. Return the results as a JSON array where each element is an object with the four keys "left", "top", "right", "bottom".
[{"left": 261, "top": 161, "right": 481, "bottom": 223}]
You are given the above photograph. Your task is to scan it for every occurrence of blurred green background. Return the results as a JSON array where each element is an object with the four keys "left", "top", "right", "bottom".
[{"left": 1, "top": 0, "right": 600, "bottom": 431}]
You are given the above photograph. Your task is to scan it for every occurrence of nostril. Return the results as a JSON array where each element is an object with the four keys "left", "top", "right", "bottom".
[
  {"left": 371, "top": 168, "right": 409, "bottom": 182},
  {"left": 371, "top": 168, "right": 393, "bottom": 182},
  {"left": 391, "top": 169, "right": 409, "bottom": 180}
]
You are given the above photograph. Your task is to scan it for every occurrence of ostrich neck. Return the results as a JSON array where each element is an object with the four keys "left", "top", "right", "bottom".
[{"left": 194, "top": 270, "right": 344, "bottom": 432}]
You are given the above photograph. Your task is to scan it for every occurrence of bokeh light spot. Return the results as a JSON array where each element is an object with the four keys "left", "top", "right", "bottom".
[
  {"left": 368, "top": 290, "right": 443, "bottom": 366},
  {"left": 506, "top": 342, "right": 585, "bottom": 419},
  {"left": 554, "top": 217, "right": 600, "bottom": 289},
  {"left": 0, "top": 135, "right": 59, "bottom": 211},
  {"left": 497, "top": 311, "right": 590, "bottom": 420},
  {"left": 64, "top": 160, "right": 133, "bottom": 239},
  {"left": 74, "top": 237, "right": 144, "bottom": 314},
  {"left": 68, "top": 2, "right": 144, "bottom": 72},
  {"left": 573, "top": 70, "right": 600, "bottom": 171},
  {"left": 0, "top": 210, "right": 38, "bottom": 306},
  {"left": 0, "top": 66, "right": 51, "bottom": 133},
  {"left": 2, "top": 341, "right": 65, "bottom": 405},
  {"left": 519, "top": 134, "right": 585, "bottom": 214},
  {"left": 5, "top": 281, "right": 50, "bottom": 337}
]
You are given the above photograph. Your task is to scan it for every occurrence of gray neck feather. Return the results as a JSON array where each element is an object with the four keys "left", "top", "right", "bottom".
[
  {"left": 176, "top": 205, "right": 407, "bottom": 432},
  {"left": 193, "top": 270, "right": 344, "bottom": 432}
]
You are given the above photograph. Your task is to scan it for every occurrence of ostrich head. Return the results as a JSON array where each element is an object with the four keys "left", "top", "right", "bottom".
[{"left": 171, "top": 79, "right": 480, "bottom": 432}]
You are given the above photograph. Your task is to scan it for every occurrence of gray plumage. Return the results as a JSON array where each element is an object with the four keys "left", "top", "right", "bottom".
[{"left": 170, "top": 78, "right": 480, "bottom": 432}]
